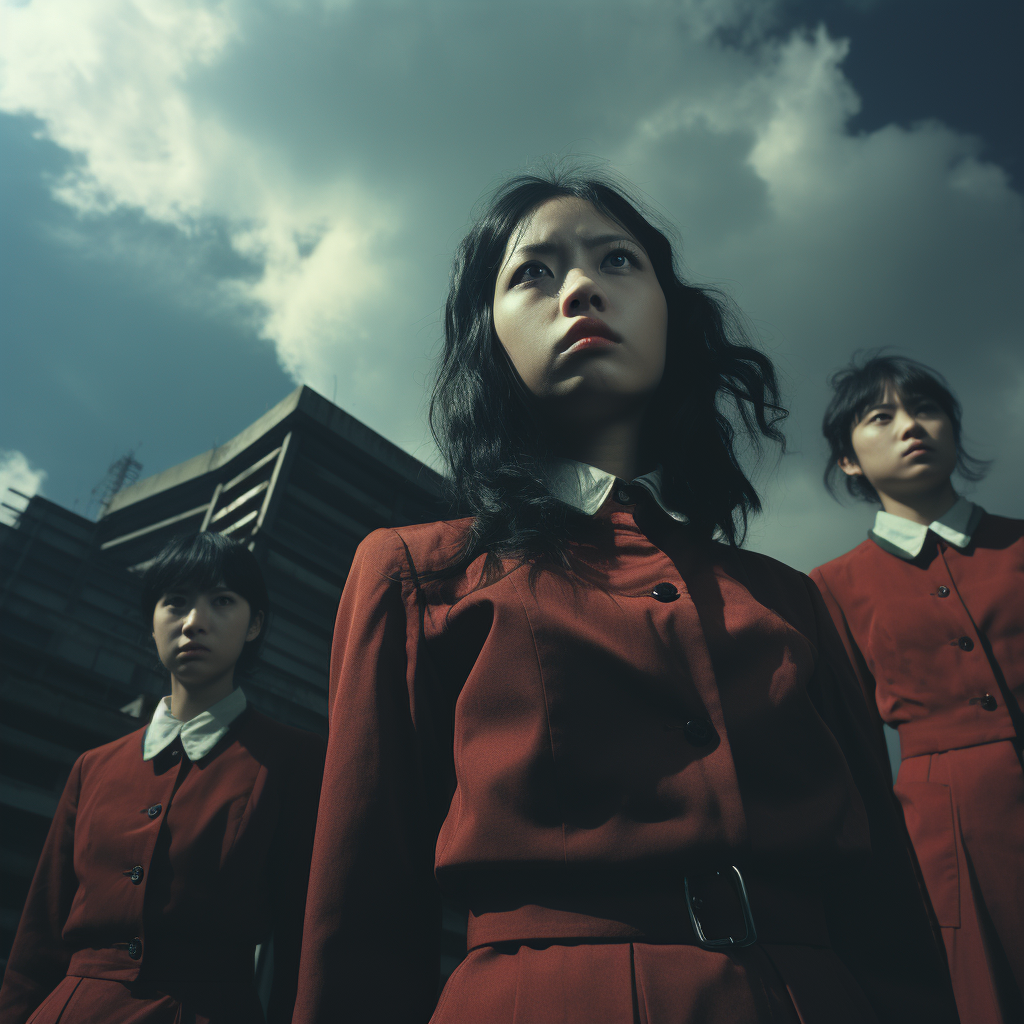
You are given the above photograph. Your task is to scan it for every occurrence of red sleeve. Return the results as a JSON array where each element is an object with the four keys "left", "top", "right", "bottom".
[
  {"left": 801, "top": 578, "right": 958, "bottom": 1024},
  {"left": 292, "top": 529, "right": 442, "bottom": 1024},
  {"left": 0, "top": 755, "right": 83, "bottom": 1022},
  {"left": 808, "top": 566, "right": 891, "bottom": 781},
  {"left": 266, "top": 735, "right": 326, "bottom": 1024}
]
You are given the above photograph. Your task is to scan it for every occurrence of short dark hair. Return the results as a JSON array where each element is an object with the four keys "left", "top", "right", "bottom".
[
  {"left": 429, "top": 168, "right": 786, "bottom": 574},
  {"left": 822, "top": 353, "right": 989, "bottom": 504},
  {"left": 140, "top": 532, "right": 269, "bottom": 673}
]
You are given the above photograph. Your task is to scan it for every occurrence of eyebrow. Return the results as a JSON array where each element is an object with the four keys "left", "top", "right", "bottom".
[{"left": 511, "top": 233, "right": 641, "bottom": 259}]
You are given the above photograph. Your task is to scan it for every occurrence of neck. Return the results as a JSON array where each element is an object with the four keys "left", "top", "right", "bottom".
[
  {"left": 554, "top": 414, "right": 645, "bottom": 481},
  {"left": 877, "top": 480, "right": 960, "bottom": 526},
  {"left": 169, "top": 672, "right": 235, "bottom": 722}
]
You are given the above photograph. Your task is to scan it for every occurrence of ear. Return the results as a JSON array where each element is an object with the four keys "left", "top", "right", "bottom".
[
  {"left": 246, "top": 611, "right": 264, "bottom": 643},
  {"left": 838, "top": 456, "right": 863, "bottom": 478}
]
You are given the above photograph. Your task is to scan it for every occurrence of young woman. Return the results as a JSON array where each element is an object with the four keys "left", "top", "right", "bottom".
[
  {"left": 810, "top": 354, "right": 1024, "bottom": 1023},
  {"left": 293, "top": 174, "right": 957, "bottom": 1024},
  {"left": 0, "top": 532, "right": 325, "bottom": 1024}
]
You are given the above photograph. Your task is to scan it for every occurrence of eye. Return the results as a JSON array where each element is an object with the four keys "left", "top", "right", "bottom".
[
  {"left": 162, "top": 593, "right": 186, "bottom": 608},
  {"left": 601, "top": 245, "right": 643, "bottom": 271},
  {"left": 511, "top": 261, "right": 551, "bottom": 286},
  {"left": 213, "top": 594, "right": 235, "bottom": 607}
]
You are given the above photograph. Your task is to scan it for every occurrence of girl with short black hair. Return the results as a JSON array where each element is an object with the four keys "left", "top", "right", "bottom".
[
  {"left": 294, "top": 173, "right": 955, "bottom": 1024},
  {"left": 812, "top": 353, "right": 1024, "bottom": 1023},
  {"left": 1, "top": 532, "right": 324, "bottom": 1024}
]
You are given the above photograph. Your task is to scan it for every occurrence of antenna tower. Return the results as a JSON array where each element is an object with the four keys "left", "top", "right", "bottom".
[{"left": 90, "top": 451, "right": 143, "bottom": 518}]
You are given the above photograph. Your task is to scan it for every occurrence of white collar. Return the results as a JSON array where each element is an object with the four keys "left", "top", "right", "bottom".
[
  {"left": 143, "top": 687, "right": 247, "bottom": 762},
  {"left": 871, "top": 496, "right": 982, "bottom": 560},
  {"left": 540, "top": 459, "right": 688, "bottom": 523}
]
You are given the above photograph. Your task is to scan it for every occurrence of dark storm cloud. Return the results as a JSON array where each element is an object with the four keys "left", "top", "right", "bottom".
[{"left": 0, "top": 0, "right": 1020, "bottom": 565}]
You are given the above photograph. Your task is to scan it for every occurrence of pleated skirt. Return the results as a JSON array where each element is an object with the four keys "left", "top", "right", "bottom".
[
  {"left": 896, "top": 738, "right": 1024, "bottom": 1024},
  {"left": 431, "top": 940, "right": 880, "bottom": 1024}
]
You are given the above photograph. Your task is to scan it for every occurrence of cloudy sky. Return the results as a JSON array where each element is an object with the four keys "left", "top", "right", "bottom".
[{"left": 1, "top": 0, "right": 1021, "bottom": 571}]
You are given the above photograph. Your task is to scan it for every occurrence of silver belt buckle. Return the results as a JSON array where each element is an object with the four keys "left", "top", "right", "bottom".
[{"left": 684, "top": 865, "right": 758, "bottom": 949}]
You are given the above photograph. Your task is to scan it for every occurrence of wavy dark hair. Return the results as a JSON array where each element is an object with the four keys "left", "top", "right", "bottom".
[
  {"left": 141, "top": 531, "right": 269, "bottom": 675},
  {"left": 429, "top": 170, "right": 787, "bottom": 577},
  {"left": 822, "top": 352, "right": 990, "bottom": 504}
]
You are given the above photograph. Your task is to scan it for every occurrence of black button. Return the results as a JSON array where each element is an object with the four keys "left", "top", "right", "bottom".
[
  {"left": 936, "top": 586, "right": 950, "bottom": 598},
  {"left": 127, "top": 937, "right": 143, "bottom": 960},
  {"left": 970, "top": 694, "right": 998, "bottom": 711},
  {"left": 958, "top": 636, "right": 974, "bottom": 651},
  {"left": 615, "top": 487, "right": 633, "bottom": 505},
  {"left": 683, "top": 718, "right": 715, "bottom": 746},
  {"left": 130, "top": 865, "right": 144, "bottom": 884},
  {"left": 170, "top": 748, "right": 181, "bottom": 759},
  {"left": 651, "top": 582, "right": 679, "bottom": 602},
  {"left": 146, "top": 804, "right": 162, "bottom": 819}
]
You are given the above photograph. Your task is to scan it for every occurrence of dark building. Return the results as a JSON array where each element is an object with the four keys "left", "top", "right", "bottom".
[{"left": 0, "top": 385, "right": 467, "bottom": 985}]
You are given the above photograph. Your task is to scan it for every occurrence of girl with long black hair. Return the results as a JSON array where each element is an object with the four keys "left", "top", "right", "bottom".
[
  {"left": 293, "top": 173, "right": 956, "bottom": 1023},
  {"left": 0, "top": 532, "right": 324, "bottom": 1023}
]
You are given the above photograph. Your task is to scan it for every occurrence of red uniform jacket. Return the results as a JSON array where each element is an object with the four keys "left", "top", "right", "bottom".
[
  {"left": 294, "top": 504, "right": 955, "bottom": 1024},
  {"left": 812, "top": 513, "right": 1024, "bottom": 1021},
  {"left": 0, "top": 706, "right": 324, "bottom": 1024},
  {"left": 809, "top": 513, "right": 1024, "bottom": 759}
]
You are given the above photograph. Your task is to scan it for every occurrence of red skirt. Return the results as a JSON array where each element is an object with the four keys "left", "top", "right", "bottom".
[
  {"left": 431, "top": 941, "right": 880, "bottom": 1024},
  {"left": 896, "top": 739, "right": 1024, "bottom": 1024},
  {"left": 23, "top": 975, "right": 265, "bottom": 1024}
]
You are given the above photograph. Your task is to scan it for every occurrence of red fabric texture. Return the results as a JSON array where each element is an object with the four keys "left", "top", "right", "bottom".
[
  {"left": 811, "top": 514, "right": 1024, "bottom": 1022},
  {"left": 898, "top": 742, "right": 1024, "bottom": 1023},
  {"left": 0, "top": 708, "right": 324, "bottom": 1024},
  {"left": 810, "top": 514, "right": 1024, "bottom": 760},
  {"left": 294, "top": 503, "right": 956, "bottom": 1024}
]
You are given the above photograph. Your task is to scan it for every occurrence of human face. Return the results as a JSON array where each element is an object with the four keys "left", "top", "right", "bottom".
[
  {"left": 152, "top": 584, "right": 261, "bottom": 690},
  {"left": 492, "top": 197, "right": 668, "bottom": 426},
  {"left": 840, "top": 384, "right": 957, "bottom": 501}
]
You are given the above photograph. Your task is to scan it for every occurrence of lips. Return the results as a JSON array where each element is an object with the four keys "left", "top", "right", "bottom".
[
  {"left": 903, "top": 442, "right": 931, "bottom": 457},
  {"left": 178, "top": 643, "right": 210, "bottom": 657},
  {"left": 557, "top": 317, "right": 622, "bottom": 354}
]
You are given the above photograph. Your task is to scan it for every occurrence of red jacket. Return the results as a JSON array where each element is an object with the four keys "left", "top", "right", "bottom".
[
  {"left": 0, "top": 706, "right": 324, "bottom": 1024},
  {"left": 810, "top": 513, "right": 1024, "bottom": 758},
  {"left": 294, "top": 505, "right": 955, "bottom": 1023}
]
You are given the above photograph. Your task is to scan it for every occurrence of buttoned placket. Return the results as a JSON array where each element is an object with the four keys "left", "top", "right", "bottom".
[
  {"left": 617, "top": 504, "right": 732, "bottom": 802},
  {"left": 937, "top": 543, "right": 1021, "bottom": 733},
  {"left": 117, "top": 739, "right": 192, "bottom": 973}
]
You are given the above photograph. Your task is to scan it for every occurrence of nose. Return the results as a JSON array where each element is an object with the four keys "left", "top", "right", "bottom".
[
  {"left": 181, "top": 605, "right": 208, "bottom": 636},
  {"left": 896, "top": 409, "right": 925, "bottom": 438},
  {"left": 560, "top": 268, "right": 605, "bottom": 318}
]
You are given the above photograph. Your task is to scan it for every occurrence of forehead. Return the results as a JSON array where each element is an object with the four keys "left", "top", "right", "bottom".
[{"left": 504, "top": 196, "right": 633, "bottom": 258}]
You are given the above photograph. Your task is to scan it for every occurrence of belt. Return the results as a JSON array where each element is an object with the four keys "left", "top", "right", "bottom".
[
  {"left": 465, "top": 867, "right": 831, "bottom": 952},
  {"left": 68, "top": 943, "right": 255, "bottom": 985}
]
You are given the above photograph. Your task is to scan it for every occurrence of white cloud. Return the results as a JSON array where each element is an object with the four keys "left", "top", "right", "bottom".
[
  {"left": 0, "top": 451, "right": 46, "bottom": 526},
  {"left": 1, "top": 0, "right": 1021, "bottom": 560}
]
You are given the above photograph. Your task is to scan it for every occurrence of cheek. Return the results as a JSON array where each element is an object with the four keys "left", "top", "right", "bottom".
[{"left": 493, "top": 305, "right": 546, "bottom": 391}]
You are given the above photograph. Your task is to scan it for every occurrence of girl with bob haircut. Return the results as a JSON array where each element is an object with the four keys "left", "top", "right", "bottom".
[
  {"left": 0, "top": 531, "right": 324, "bottom": 1024},
  {"left": 811, "top": 353, "right": 1024, "bottom": 1023},
  {"left": 294, "top": 173, "right": 956, "bottom": 1024}
]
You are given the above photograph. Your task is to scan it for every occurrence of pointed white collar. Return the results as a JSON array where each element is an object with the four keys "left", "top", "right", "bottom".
[
  {"left": 871, "top": 496, "right": 982, "bottom": 560},
  {"left": 540, "top": 459, "right": 688, "bottom": 523},
  {"left": 143, "top": 687, "right": 247, "bottom": 762}
]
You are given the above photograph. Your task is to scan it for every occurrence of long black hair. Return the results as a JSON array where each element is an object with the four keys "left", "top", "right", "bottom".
[
  {"left": 141, "top": 531, "right": 269, "bottom": 674},
  {"left": 429, "top": 170, "right": 786, "bottom": 576},
  {"left": 822, "top": 352, "right": 990, "bottom": 504}
]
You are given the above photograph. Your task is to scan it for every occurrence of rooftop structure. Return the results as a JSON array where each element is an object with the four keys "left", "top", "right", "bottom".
[{"left": 0, "top": 386, "right": 467, "bottom": 983}]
